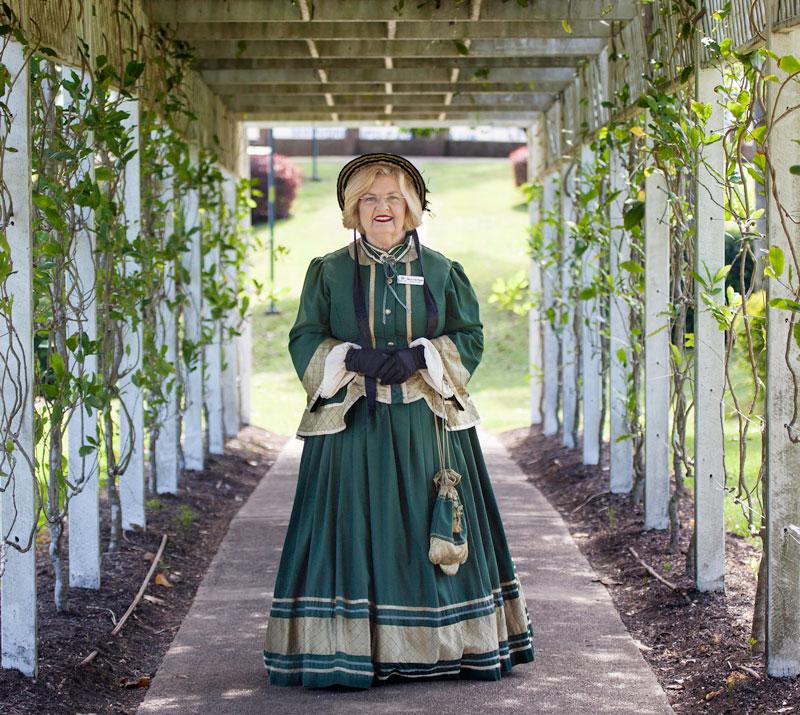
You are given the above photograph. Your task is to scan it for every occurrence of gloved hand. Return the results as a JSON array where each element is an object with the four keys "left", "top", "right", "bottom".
[
  {"left": 345, "top": 347, "right": 390, "bottom": 379},
  {"left": 376, "top": 345, "right": 427, "bottom": 385}
]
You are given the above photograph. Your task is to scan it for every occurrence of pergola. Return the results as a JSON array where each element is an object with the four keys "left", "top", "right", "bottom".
[{"left": 3, "top": 0, "right": 800, "bottom": 689}]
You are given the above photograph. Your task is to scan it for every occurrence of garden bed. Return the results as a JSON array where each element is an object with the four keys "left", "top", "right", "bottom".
[
  {"left": 501, "top": 425, "right": 799, "bottom": 714},
  {"left": 0, "top": 425, "right": 285, "bottom": 715}
]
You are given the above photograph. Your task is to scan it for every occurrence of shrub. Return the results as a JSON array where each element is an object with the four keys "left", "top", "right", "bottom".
[
  {"left": 509, "top": 145, "right": 528, "bottom": 186},
  {"left": 250, "top": 152, "right": 303, "bottom": 222}
]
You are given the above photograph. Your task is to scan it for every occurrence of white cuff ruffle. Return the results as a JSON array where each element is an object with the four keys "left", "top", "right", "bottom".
[
  {"left": 409, "top": 337, "right": 454, "bottom": 398},
  {"left": 318, "top": 341, "right": 361, "bottom": 399}
]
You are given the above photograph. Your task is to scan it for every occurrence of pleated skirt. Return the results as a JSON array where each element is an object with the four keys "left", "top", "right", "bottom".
[{"left": 263, "top": 398, "right": 534, "bottom": 689}]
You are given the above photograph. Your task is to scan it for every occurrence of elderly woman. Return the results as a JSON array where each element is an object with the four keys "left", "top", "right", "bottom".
[{"left": 263, "top": 153, "right": 534, "bottom": 688}]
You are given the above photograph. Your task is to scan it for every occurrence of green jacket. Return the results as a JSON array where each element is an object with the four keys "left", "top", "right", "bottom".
[{"left": 288, "top": 237, "right": 484, "bottom": 437}]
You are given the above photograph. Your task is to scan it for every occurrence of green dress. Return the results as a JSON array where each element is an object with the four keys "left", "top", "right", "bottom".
[{"left": 263, "top": 237, "right": 534, "bottom": 688}]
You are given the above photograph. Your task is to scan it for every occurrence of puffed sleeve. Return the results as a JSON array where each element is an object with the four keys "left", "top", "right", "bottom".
[
  {"left": 289, "top": 257, "right": 359, "bottom": 405},
  {"left": 412, "top": 260, "right": 483, "bottom": 404},
  {"left": 436, "top": 260, "right": 483, "bottom": 376}
]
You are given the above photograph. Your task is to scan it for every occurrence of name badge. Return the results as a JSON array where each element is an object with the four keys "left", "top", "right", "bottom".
[{"left": 397, "top": 275, "right": 425, "bottom": 286}]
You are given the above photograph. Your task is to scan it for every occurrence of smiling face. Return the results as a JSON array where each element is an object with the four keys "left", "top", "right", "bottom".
[{"left": 358, "top": 173, "right": 408, "bottom": 249}]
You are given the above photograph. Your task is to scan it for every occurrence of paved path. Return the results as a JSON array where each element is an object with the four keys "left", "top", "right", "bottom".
[{"left": 139, "top": 432, "right": 673, "bottom": 714}]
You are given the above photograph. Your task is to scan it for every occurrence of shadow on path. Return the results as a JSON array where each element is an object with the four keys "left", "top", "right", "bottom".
[{"left": 138, "top": 432, "right": 673, "bottom": 714}]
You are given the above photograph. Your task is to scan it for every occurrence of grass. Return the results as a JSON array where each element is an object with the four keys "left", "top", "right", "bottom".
[{"left": 249, "top": 156, "right": 532, "bottom": 436}]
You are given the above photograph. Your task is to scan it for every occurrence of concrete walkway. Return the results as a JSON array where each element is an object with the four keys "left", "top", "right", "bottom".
[{"left": 139, "top": 432, "right": 673, "bottom": 714}]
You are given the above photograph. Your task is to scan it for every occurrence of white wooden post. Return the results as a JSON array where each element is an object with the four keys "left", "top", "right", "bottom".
[
  {"left": 0, "top": 40, "right": 38, "bottom": 677},
  {"left": 119, "top": 99, "right": 145, "bottom": 530},
  {"left": 66, "top": 64, "right": 100, "bottom": 589},
  {"left": 561, "top": 161, "right": 578, "bottom": 449},
  {"left": 204, "top": 186, "right": 225, "bottom": 455},
  {"left": 155, "top": 175, "right": 181, "bottom": 493},
  {"left": 527, "top": 120, "right": 544, "bottom": 424},
  {"left": 237, "top": 129, "right": 252, "bottom": 426},
  {"left": 221, "top": 170, "right": 240, "bottom": 440},
  {"left": 765, "top": 20, "right": 800, "bottom": 678},
  {"left": 542, "top": 169, "right": 559, "bottom": 436},
  {"left": 580, "top": 143, "right": 601, "bottom": 465},
  {"left": 608, "top": 147, "right": 633, "bottom": 493},
  {"left": 693, "top": 66, "right": 726, "bottom": 592},
  {"left": 183, "top": 147, "right": 204, "bottom": 470},
  {"left": 644, "top": 126, "right": 670, "bottom": 531}
]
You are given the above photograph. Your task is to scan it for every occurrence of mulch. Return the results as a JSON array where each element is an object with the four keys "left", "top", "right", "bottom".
[
  {"left": 500, "top": 425, "right": 800, "bottom": 715},
  {"left": 0, "top": 425, "right": 285, "bottom": 715}
]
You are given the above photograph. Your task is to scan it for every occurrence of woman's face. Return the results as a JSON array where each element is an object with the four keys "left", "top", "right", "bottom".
[{"left": 358, "top": 173, "right": 407, "bottom": 248}]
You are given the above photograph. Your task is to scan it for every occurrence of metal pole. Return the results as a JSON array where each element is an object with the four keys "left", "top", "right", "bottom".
[
  {"left": 311, "top": 126, "right": 321, "bottom": 181},
  {"left": 266, "top": 128, "right": 280, "bottom": 315}
]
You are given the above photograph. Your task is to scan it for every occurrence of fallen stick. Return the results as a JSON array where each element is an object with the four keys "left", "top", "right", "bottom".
[
  {"left": 80, "top": 533, "right": 168, "bottom": 666},
  {"left": 570, "top": 491, "right": 609, "bottom": 515},
  {"left": 628, "top": 546, "right": 679, "bottom": 591}
]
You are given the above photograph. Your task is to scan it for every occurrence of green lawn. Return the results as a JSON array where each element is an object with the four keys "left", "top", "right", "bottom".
[{"left": 249, "top": 156, "right": 533, "bottom": 436}]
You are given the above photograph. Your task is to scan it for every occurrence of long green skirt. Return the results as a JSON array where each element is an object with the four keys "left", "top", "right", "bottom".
[{"left": 263, "top": 398, "right": 534, "bottom": 688}]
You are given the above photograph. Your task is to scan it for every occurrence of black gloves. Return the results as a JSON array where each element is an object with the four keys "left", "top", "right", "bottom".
[
  {"left": 344, "top": 347, "right": 390, "bottom": 379},
  {"left": 376, "top": 345, "right": 427, "bottom": 385},
  {"left": 346, "top": 345, "right": 427, "bottom": 385}
]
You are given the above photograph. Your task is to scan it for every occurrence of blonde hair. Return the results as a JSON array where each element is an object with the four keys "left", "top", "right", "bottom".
[{"left": 341, "top": 163, "right": 423, "bottom": 234}]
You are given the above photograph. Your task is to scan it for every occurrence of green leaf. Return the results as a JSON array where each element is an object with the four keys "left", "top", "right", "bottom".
[
  {"left": 50, "top": 352, "right": 66, "bottom": 379},
  {"left": 790, "top": 165, "right": 800, "bottom": 176},
  {"left": 619, "top": 260, "right": 644, "bottom": 273},
  {"left": 769, "top": 245, "right": 785, "bottom": 278},
  {"left": 561, "top": 19, "right": 572, "bottom": 34},
  {"left": 623, "top": 200, "right": 645, "bottom": 230},
  {"left": 778, "top": 54, "right": 800, "bottom": 75},
  {"left": 578, "top": 286, "right": 597, "bottom": 300},
  {"left": 453, "top": 40, "right": 470, "bottom": 56},
  {"left": 769, "top": 297, "right": 800, "bottom": 312}
]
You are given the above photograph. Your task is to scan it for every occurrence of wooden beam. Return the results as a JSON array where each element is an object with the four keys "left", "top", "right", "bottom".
[
  {"left": 148, "top": 0, "right": 637, "bottom": 23},
  {"left": 693, "top": 65, "right": 726, "bottom": 592},
  {"left": 200, "top": 67, "right": 576, "bottom": 84},
  {"left": 608, "top": 146, "right": 633, "bottom": 493},
  {"left": 561, "top": 160, "right": 578, "bottom": 449},
  {"left": 580, "top": 143, "right": 602, "bottom": 466},
  {"left": 0, "top": 38, "right": 37, "bottom": 678},
  {"left": 119, "top": 98, "right": 146, "bottom": 530},
  {"left": 236, "top": 111, "right": 538, "bottom": 124},
  {"left": 175, "top": 20, "right": 615, "bottom": 41},
  {"left": 208, "top": 81, "right": 571, "bottom": 95},
  {"left": 229, "top": 102, "right": 550, "bottom": 114},
  {"left": 644, "top": 146, "right": 670, "bottom": 531},
  {"left": 190, "top": 37, "right": 608, "bottom": 59},
  {"left": 66, "top": 62, "right": 101, "bottom": 590},
  {"left": 765, "top": 21, "right": 800, "bottom": 678},
  {"left": 183, "top": 147, "right": 204, "bottom": 472},
  {"left": 528, "top": 118, "right": 546, "bottom": 425},
  {"left": 195, "top": 56, "right": 582, "bottom": 70}
]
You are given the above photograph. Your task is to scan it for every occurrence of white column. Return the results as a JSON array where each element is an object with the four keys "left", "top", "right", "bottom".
[
  {"left": 542, "top": 170, "right": 560, "bottom": 436},
  {"left": 0, "top": 40, "right": 38, "bottom": 677},
  {"left": 561, "top": 161, "right": 578, "bottom": 449},
  {"left": 66, "top": 64, "right": 100, "bottom": 589},
  {"left": 693, "top": 66, "right": 726, "bottom": 592},
  {"left": 580, "top": 143, "right": 601, "bottom": 465},
  {"left": 155, "top": 175, "right": 181, "bottom": 494},
  {"left": 221, "top": 170, "right": 240, "bottom": 439},
  {"left": 608, "top": 147, "right": 633, "bottom": 493},
  {"left": 644, "top": 146, "right": 670, "bottom": 531},
  {"left": 183, "top": 147, "right": 204, "bottom": 470},
  {"left": 119, "top": 99, "right": 145, "bottom": 530},
  {"left": 765, "top": 21, "right": 800, "bottom": 678},
  {"left": 204, "top": 199, "right": 224, "bottom": 455},
  {"left": 237, "top": 129, "right": 252, "bottom": 426},
  {"left": 527, "top": 121, "right": 544, "bottom": 424}
]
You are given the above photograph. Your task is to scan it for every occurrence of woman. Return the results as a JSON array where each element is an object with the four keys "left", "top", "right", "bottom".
[{"left": 263, "top": 153, "right": 534, "bottom": 689}]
